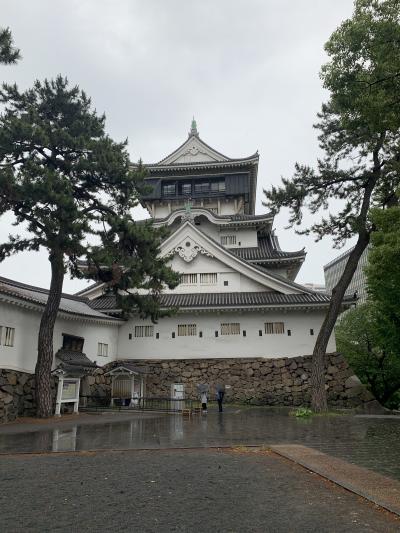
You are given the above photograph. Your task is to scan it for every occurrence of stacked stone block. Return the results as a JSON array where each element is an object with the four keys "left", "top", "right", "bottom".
[
  {"left": 100, "top": 352, "right": 376, "bottom": 409},
  {"left": 0, "top": 353, "right": 378, "bottom": 423},
  {"left": 0, "top": 369, "right": 56, "bottom": 423}
]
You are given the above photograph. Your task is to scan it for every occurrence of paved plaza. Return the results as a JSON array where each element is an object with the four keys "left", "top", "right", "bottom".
[
  {"left": 1, "top": 408, "right": 400, "bottom": 481},
  {"left": 1, "top": 448, "right": 400, "bottom": 532},
  {"left": 1, "top": 408, "right": 400, "bottom": 532}
]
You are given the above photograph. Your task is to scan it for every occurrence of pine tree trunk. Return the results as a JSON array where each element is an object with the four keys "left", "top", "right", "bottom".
[
  {"left": 35, "top": 252, "right": 64, "bottom": 418},
  {"left": 311, "top": 235, "right": 370, "bottom": 411},
  {"left": 311, "top": 157, "right": 382, "bottom": 412}
]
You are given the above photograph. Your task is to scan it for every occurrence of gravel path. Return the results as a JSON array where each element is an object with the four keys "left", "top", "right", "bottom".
[{"left": 1, "top": 448, "right": 398, "bottom": 532}]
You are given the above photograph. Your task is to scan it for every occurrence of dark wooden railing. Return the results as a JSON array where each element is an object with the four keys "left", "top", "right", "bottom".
[{"left": 80, "top": 396, "right": 202, "bottom": 413}]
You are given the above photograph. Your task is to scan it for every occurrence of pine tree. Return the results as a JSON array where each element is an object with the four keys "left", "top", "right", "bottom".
[
  {"left": 0, "top": 27, "right": 20, "bottom": 65},
  {"left": 263, "top": 0, "right": 400, "bottom": 411},
  {"left": 0, "top": 76, "right": 179, "bottom": 417}
]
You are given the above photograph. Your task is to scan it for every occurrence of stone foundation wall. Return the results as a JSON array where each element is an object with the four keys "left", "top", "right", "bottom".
[
  {"left": 101, "top": 352, "right": 377, "bottom": 409},
  {"left": 81, "top": 369, "right": 112, "bottom": 399},
  {"left": 0, "top": 369, "right": 57, "bottom": 423},
  {"left": 0, "top": 352, "right": 378, "bottom": 423}
]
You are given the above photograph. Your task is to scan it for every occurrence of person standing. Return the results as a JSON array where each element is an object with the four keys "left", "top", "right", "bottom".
[
  {"left": 200, "top": 390, "right": 208, "bottom": 413},
  {"left": 216, "top": 387, "right": 225, "bottom": 412}
]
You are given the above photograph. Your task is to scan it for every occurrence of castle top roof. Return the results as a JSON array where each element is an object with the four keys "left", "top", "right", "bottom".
[{"left": 146, "top": 120, "right": 259, "bottom": 168}]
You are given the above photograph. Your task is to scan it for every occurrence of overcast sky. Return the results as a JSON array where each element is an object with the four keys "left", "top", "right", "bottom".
[{"left": 1, "top": 0, "right": 355, "bottom": 293}]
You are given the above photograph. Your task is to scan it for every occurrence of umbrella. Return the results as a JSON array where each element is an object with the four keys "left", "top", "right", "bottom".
[
  {"left": 216, "top": 383, "right": 225, "bottom": 393},
  {"left": 197, "top": 383, "right": 209, "bottom": 393}
]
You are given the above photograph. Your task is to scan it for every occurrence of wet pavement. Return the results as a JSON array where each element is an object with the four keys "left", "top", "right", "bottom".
[
  {"left": 1, "top": 407, "right": 400, "bottom": 481},
  {"left": 2, "top": 448, "right": 400, "bottom": 532}
]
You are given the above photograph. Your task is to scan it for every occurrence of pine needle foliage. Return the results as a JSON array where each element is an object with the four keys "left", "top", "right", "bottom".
[
  {"left": 0, "top": 27, "right": 20, "bottom": 65},
  {"left": 263, "top": 0, "right": 400, "bottom": 411},
  {"left": 0, "top": 76, "right": 179, "bottom": 416}
]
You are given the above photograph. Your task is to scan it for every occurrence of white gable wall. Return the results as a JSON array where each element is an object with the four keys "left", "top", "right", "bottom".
[
  {"left": 165, "top": 220, "right": 259, "bottom": 248},
  {"left": 158, "top": 135, "right": 229, "bottom": 166},
  {"left": 161, "top": 222, "right": 304, "bottom": 295},
  {"left": 166, "top": 254, "right": 272, "bottom": 293}
]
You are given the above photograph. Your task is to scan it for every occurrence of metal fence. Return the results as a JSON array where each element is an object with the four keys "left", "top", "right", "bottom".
[{"left": 80, "top": 396, "right": 201, "bottom": 413}]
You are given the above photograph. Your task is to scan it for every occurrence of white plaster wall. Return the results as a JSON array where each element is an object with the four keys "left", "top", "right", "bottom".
[
  {"left": 181, "top": 221, "right": 258, "bottom": 249},
  {"left": 219, "top": 199, "right": 238, "bottom": 215},
  {"left": 0, "top": 301, "right": 119, "bottom": 373},
  {"left": 219, "top": 228, "right": 258, "bottom": 248},
  {"left": 117, "top": 310, "right": 335, "bottom": 360},
  {"left": 0, "top": 300, "right": 336, "bottom": 373},
  {"left": 0, "top": 302, "right": 40, "bottom": 373},
  {"left": 154, "top": 204, "right": 170, "bottom": 218},
  {"left": 53, "top": 317, "right": 119, "bottom": 367}
]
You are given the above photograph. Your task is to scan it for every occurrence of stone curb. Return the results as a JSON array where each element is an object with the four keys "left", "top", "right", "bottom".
[{"left": 270, "top": 444, "right": 400, "bottom": 517}]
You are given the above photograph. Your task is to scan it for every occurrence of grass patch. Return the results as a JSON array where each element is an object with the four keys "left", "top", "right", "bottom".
[{"left": 290, "top": 407, "right": 313, "bottom": 418}]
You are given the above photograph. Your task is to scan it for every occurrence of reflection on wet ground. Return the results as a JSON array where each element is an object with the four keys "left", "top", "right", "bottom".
[{"left": 0, "top": 408, "right": 399, "bottom": 480}]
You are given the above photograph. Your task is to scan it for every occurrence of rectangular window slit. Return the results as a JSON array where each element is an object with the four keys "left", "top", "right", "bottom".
[
  {"left": 4, "top": 327, "right": 15, "bottom": 347},
  {"left": 221, "top": 235, "right": 237, "bottom": 246},
  {"left": 177, "top": 324, "right": 197, "bottom": 337},
  {"left": 265, "top": 322, "right": 285, "bottom": 335},
  {"left": 135, "top": 325, "right": 154, "bottom": 338},
  {"left": 220, "top": 323, "right": 240, "bottom": 335},
  {"left": 97, "top": 342, "right": 108, "bottom": 357},
  {"left": 200, "top": 273, "right": 218, "bottom": 285},
  {"left": 180, "top": 273, "right": 198, "bottom": 285}
]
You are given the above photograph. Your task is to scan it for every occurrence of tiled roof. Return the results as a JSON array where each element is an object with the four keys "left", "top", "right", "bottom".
[
  {"left": 55, "top": 349, "right": 96, "bottom": 368},
  {"left": 89, "top": 291, "right": 334, "bottom": 311},
  {"left": 0, "top": 276, "right": 120, "bottom": 322},
  {"left": 146, "top": 134, "right": 259, "bottom": 167},
  {"left": 231, "top": 235, "right": 305, "bottom": 262},
  {"left": 75, "top": 281, "right": 103, "bottom": 295},
  {"left": 106, "top": 362, "right": 148, "bottom": 374}
]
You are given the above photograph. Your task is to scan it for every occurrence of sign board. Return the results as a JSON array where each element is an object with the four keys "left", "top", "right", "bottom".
[
  {"left": 55, "top": 377, "right": 81, "bottom": 416},
  {"left": 62, "top": 380, "right": 78, "bottom": 401}
]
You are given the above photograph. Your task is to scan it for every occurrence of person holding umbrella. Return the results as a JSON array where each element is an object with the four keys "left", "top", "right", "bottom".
[
  {"left": 197, "top": 384, "right": 209, "bottom": 414},
  {"left": 216, "top": 384, "right": 225, "bottom": 412}
]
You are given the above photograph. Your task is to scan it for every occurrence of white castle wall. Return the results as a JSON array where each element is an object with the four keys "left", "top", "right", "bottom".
[
  {"left": 184, "top": 220, "right": 258, "bottom": 248},
  {"left": 117, "top": 310, "right": 335, "bottom": 360},
  {"left": 0, "top": 302, "right": 119, "bottom": 373}
]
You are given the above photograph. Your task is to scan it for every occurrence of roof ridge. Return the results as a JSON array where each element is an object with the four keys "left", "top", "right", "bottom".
[
  {"left": 88, "top": 290, "right": 334, "bottom": 312},
  {"left": 0, "top": 275, "right": 90, "bottom": 303},
  {"left": 0, "top": 276, "right": 121, "bottom": 321}
]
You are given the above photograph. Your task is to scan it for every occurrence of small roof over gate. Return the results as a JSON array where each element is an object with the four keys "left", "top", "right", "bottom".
[
  {"left": 105, "top": 363, "right": 147, "bottom": 376},
  {"left": 53, "top": 348, "right": 97, "bottom": 377}
]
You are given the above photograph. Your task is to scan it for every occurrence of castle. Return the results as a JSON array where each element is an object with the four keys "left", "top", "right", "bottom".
[{"left": 1, "top": 122, "right": 367, "bottom": 419}]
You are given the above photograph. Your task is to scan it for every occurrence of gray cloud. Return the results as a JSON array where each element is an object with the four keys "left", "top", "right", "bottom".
[{"left": 0, "top": 0, "right": 355, "bottom": 292}]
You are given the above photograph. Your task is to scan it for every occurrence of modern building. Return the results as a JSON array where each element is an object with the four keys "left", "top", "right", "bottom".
[
  {"left": 324, "top": 246, "right": 369, "bottom": 304},
  {"left": 1, "top": 121, "right": 364, "bottom": 420}
]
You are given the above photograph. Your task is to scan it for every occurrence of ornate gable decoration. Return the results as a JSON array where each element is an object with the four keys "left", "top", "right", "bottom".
[
  {"left": 165, "top": 237, "right": 214, "bottom": 263},
  {"left": 160, "top": 136, "right": 229, "bottom": 165},
  {"left": 157, "top": 121, "right": 230, "bottom": 166}
]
